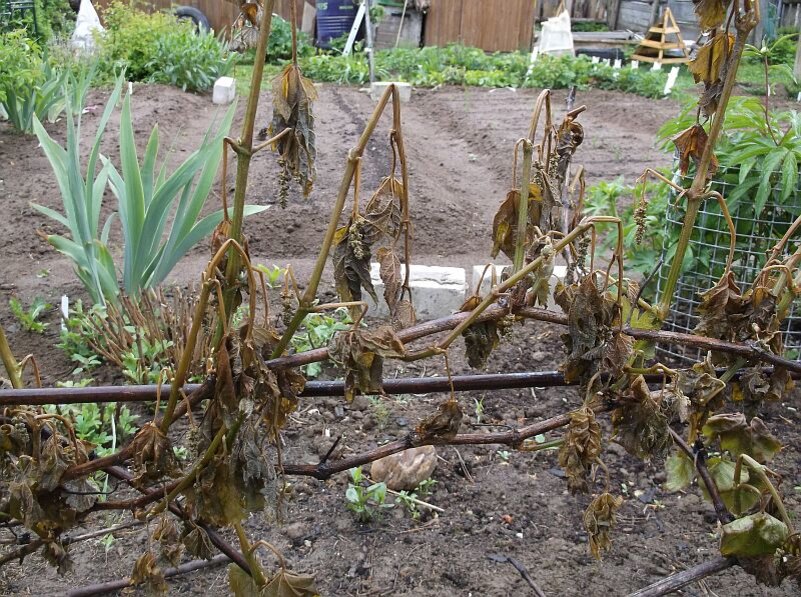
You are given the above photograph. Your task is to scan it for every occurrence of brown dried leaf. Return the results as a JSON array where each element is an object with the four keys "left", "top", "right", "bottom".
[
  {"left": 689, "top": 34, "right": 734, "bottom": 84},
  {"left": 128, "top": 551, "right": 167, "bottom": 596},
  {"left": 332, "top": 178, "right": 403, "bottom": 304},
  {"left": 130, "top": 422, "right": 179, "bottom": 485},
  {"left": 558, "top": 406, "right": 602, "bottom": 493},
  {"left": 559, "top": 276, "right": 619, "bottom": 384},
  {"left": 583, "top": 492, "right": 624, "bottom": 559},
  {"left": 491, "top": 184, "right": 543, "bottom": 260},
  {"left": 376, "top": 247, "right": 401, "bottom": 314},
  {"left": 692, "top": 0, "right": 730, "bottom": 30},
  {"left": 182, "top": 523, "right": 215, "bottom": 560},
  {"left": 329, "top": 327, "right": 405, "bottom": 402},
  {"left": 673, "top": 124, "right": 718, "bottom": 178},
  {"left": 270, "top": 64, "right": 317, "bottom": 197},
  {"left": 42, "top": 541, "right": 72, "bottom": 575},
  {"left": 183, "top": 454, "right": 246, "bottom": 527},
  {"left": 415, "top": 398, "right": 463, "bottom": 443},
  {"left": 611, "top": 375, "right": 672, "bottom": 461},
  {"left": 38, "top": 435, "right": 69, "bottom": 492},
  {"left": 462, "top": 321, "right": 500, "bottom": 369},
  {"left": 676, "top": 355, "right": 726, "bottom": 439},
  {"left": 229, "top": 564, "right": 320, "bottom": 597},
  {"left": 154, "top": 515, "right": 183, "bottom": 568}
]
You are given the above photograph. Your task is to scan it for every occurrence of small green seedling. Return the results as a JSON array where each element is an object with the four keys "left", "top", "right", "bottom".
[
  {"left": 10, "top": 297, "right": 51, "bottom": 333},
  {"left": 254, "top": 263, "right": 286, "bottom": 288},
  {"left": 497, "top": 450, "right": 511, "bottom": 462},
  {"left": 345, "top": 467, "right": 392, "bottom": 522},
  {"left": 474, "top": 397, "right": 485, "bottom": 424}
]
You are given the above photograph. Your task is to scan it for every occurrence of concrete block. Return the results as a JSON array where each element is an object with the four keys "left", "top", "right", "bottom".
[
  {"left": 213, "top": 76, "right": 236, "bottom": 105},
  {"left": 470, "top": 264, "right": 568, "bottom": 310},
  {"left": 370, "top": 81, "right": 412, "bottom": 103},
  {"left": 366, "top": 263, "right": 466, "bottom": 320}
]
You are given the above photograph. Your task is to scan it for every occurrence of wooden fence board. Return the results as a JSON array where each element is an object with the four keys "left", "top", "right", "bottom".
[{"left": 425, "top": 0, "right": 535, "bottom": 52}]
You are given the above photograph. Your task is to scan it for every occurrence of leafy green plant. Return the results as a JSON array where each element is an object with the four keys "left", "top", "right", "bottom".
[
  {"left": 148, "top": 24, "right": 236, "bottom": 92},
  {"left": 58, "top": 300, "right": 103, "bottom": 364},
  {"left": 121, "top": 337, "right": 173, "bottom": 384},
  {"left": 33, "top": 77, "right": 267, "bottom": 303},
  {"left": 290, "top": 308, "right": 352, "bottom": 377},
  {"left": 265, "top": 14, "right": 313, "bottom": 62},
  {"left": 254, "top": 264, "right": 286, "bottom": 288},
  {"left": 96, "top": 1, "right": 235, "bottom": 90},
  {"left": 657, "top": 97, "right": 801, "bottom": 215},
  {"left": 1, "top": 59, "right": 70, "bottom": 133},
  {"left": 0, "top": 30, "right": 42, "bottom": 104},
  {"left": 47, "top": 402, "right": 138, "bottom": 457},
  {"left": 9, "top": 297, "right": 51, "bottom": 333},
  {"left": 345, "top": 467, "right": 392, "bottom": 522}
]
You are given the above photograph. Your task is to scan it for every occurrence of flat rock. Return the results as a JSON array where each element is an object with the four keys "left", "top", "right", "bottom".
[{"left": 370, "top": 446, "right": 437, "bottom": 491}]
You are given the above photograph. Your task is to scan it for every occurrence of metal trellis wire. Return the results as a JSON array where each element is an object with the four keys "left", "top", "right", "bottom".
[{"left": 655, "top": 167, "right": 801, "bottom": 363}]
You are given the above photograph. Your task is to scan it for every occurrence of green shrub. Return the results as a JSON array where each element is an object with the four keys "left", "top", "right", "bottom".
[
  {"left": 0, "top": 30, "right": 42, "bottom": 104},
  {"left": 149, "top": 25, "right": 236, "bottom": 92},
  {"left": 97, "top": 1, "right": 175, "bottom": 81},
  {"left": 267, "top": 14, "right": 313, "bottom": 62},
  {"left": 96, "top": 1, "right": 234, "bottom": 90}
]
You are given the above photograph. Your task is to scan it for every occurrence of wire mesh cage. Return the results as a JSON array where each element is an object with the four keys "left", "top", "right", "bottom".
[{"left": 654, "top": 167, "right": 801, "bottom": 364}]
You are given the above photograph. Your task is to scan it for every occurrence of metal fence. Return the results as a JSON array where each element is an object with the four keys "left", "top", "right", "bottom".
[
  {"left": 0, "top": 0, "right": 37, "bottom": 34},
  {"left": 655, "top": 168, "right": 801, "bottom": 363}
]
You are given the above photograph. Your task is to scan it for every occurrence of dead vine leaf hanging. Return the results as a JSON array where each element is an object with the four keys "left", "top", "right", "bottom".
[
  {"left": 491, "top": 184, "right": 544, "bottom": 260},
  {"left": 558, "top": 405, "right": 602, "bottom": 493},
  {"left": 611, "top": 375, "right": 672, "bottom": 461},
  {"left": 415, "top": 398, "right": 463, "bottom": 443},
  {"left": 692, "top": 0, "right": 730, "bottom": 31},
  {"left": 333, "top": 177, "right": 403, "bottom": 304},
  {"left": 689, "top": 34, "right": 734, "bottom": 85},
  {"left": 270, "top": 64, "right": 317, "bottom": 199},
  {"left": 673, "top": 124, "right": 718, "bottom": 178},
  {"left": 583, "top": 492, "right": 623, "bottom": 559},
  {"left": 229, "top": 563, "right": 320, "bottom": 597},
  {"left": 329, "top": 327, "right": 405, "bottom": 402},
  {"left": 127, "top": 551, "right": 167, "bottom": 596}
]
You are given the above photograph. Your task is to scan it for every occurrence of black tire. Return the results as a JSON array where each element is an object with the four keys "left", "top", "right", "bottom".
[{"left": 174, "top": 6, "right": 211, "bottom": 32}]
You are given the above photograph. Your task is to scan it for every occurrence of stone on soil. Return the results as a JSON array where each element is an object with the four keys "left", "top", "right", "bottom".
[{"left": 370, "top": 445, "right": 437, "bottom": 491}]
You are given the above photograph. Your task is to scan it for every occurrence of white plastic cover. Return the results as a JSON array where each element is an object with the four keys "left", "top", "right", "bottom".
[
  {"left": 71, "top": 0, "right": 105, "bottom": 52},
  {"left": 537, "top": 10, "right": 574, "bottom": 57}
]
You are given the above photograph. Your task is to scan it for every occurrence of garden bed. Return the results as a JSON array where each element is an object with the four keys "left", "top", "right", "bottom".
[{"left": 1, "top": 83, "right": 799, "bottom": 595}]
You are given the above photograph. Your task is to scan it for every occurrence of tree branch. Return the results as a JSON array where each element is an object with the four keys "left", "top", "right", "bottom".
[{"left": 627, "top": 556, "right": 737, "bottom": 597}]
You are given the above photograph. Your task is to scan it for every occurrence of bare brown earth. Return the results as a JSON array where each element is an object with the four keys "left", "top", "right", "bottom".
[{"left": 0, "top": 84, "right": 798, "bottom": 596}]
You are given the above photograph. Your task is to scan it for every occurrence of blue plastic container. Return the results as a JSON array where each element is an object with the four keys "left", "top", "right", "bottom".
[{"left": 316, "top": 0, "right": 358, "bottom": 48}]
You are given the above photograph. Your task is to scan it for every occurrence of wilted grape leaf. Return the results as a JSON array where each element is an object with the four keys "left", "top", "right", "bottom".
[
  {"left": 183, "top": 454, "right": 246, "bottom": 527},
  {"left": 415, "top": 398, "right": 463, "bottom": 443},
  {"left": 182, "top": 523, "right": 216, "bottom": 560},
  {"left": 735, "top": 366, "right": 793, "bottom": 406},
  {"left": 130, "top": 422, "right": 179, "bottom": 486},
  {"left": 462, "top": 321, "right": 500, "bottom": 369},
  {"left": 720, "top": 513, "right": 789, "bottom": 557},
  {"left": 558, "top": 405, "right": 602, "bottom": 493},
  {"left": 676, "top": 355, "right": 726, "bottom": 439},
  {"left": 701, "top": 455, "right": 760, "bottom": 515},
  {"left": 332, "top": 178, "right": 403, "bottom": 304},
  {"left": 693, "top": 0, "right": 730, "bottom": 30},
  {"left": 229, "top": 564, "right": 320, "bottom": 597},
  {"left": 702, "top": 413, "right": 782, "bottom": 463},
  {"left": 583, "top": 492, "right": 623, "bottom": 559},
  {"left": 270, "top": 64, "right": 317, "bottom": 198},
  {"left": 491, "top": 184, "right": 543, "bottom": 260},
  {"left": 555, "top": 118, "right": 584, "bottom": 186},
  {"left": 664, "top": 451, "right": 695, "bottom": 492},
  {"left": 329, "top": 327, "right": 405, "bottom": 402},
  {"left": 689, "top": 34, "right": 734, "bottom": 84},
  {"left": 153, "top": 515, "right": 183, "bottom": 567},
  {"left": 376, "top": 247, "right": 401, "bottom": 314},
  {"left": 38, "top": 435, "right": 70, "bottom": 492},
  {"left": 128, "top": 551, "right": 167, "bottom": 596},
  {"left": 558, "top": 276, "right": 620, "bottom": 384},
  {"left": 673, "top": 124, "right": 718, "bottom": 178},
  {"left": 42, "top": 541, "right": 72, "bottom": 575},
  {"left": 611, "top": 375, "right": 672, "bottom": 461}
]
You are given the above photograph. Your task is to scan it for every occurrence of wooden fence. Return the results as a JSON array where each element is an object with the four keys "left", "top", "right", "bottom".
[{"left": 424, "top": 0, "right": 536, "bottom": 52}]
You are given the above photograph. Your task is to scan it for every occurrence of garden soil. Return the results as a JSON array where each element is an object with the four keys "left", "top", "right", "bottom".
[{"left": 0, "top": 84, "right": 798, "bottom": 596}]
